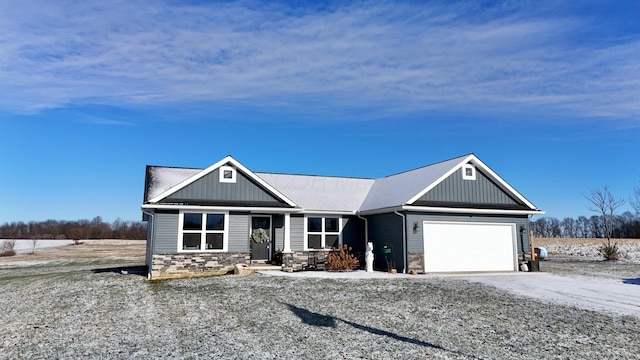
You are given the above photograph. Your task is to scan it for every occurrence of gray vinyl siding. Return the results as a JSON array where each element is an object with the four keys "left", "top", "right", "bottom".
[
  {"left": 153, "top": 212, "right": 179, "bottom": 253},
  {"left": 164, "top": 167, "right": 286, "bottom": 205},
  {"left": 342, "top": 216, "right": 366, "bottom": 252},
  {"left": 418, "top": 168, "right": 523, "bottom": 207},
  {"left": 367, "top": 213, "right": 404, "bottom": 272},
  {"left": 273, "top": 215, "right": 284, "bottom": 251},
  {"left": 152, "top": 211, "right": 251, "bottom": 253},
  {"left": 405, "top": 212, "right": 530, "bottom": 253},
  {"left": 290, "top": 215, "right": 304, "bottom": 251},
  {"left": 145, "top": 217, "right": 153, "bottom": 267},
  {"left": 228, "top": 213, "right": 249, "bottom": 252}
]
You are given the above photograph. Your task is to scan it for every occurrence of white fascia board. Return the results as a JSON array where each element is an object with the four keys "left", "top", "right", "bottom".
[
  {"left": 229, "top": 158, "right": 298, "bottom": 207},
  {"left": 147, "top": 156, "right": 298, "bottom": 207},
  {"left": 405, "top": 154, "right": 542, "bottom": 212},
  {"left": 357, "top": 206, "right": 404, "bottom": 216},
  {"left": 466, "top": 156, "right": 540, "bottom": 210},
  {"left": 301, "top": 210, "right": 357, "bottom": 216},
  {"left": 147, "top": 156, "right": 233, "bottom": 203},
  {"left": 142, "top": 204, "right": 303, "bottom": 214},
  {"left": 401, "top": 205, "right": 545, "bottom": 215},
  {"left": 406, "top": 154, "right": 474, "bottom": 205}
]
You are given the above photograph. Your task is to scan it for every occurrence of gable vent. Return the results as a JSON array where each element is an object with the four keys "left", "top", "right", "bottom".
[{"left": 462, "top": 164, "right": 476, "bottom": 180}]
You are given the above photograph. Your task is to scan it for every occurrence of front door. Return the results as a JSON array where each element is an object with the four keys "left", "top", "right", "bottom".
[{"left": 250, "top": 216, "right": 271, "bottom": 261}]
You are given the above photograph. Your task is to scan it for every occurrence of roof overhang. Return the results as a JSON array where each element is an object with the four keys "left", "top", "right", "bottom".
[
  {"left": 141, "top": 204, "right": 358, "bottom": 215},
  {"left": 300, "top": 209, "right": 357, "bottom": 216},
  {"left": 405, "top": 154, "right": 540, "bottom": 211},
  {"left": 358, "top": 205, "right": 545, "bottom": 216},
  {"left": 401, "top": 205, "right": 545, "bottom": 215},
  {"left": 142, "top": 204, "right": 303, "bottom": 214},
  {"left": 147, "top": 156, "right": 298, "bottom": 207}
]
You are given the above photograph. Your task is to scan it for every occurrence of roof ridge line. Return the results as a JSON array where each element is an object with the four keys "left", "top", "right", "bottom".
[
  {"left": 256, "top": 171, "right": 375, "bottom": 180},
  {"left": 382, "top": 153, "right": 472, "bottom": 178}
]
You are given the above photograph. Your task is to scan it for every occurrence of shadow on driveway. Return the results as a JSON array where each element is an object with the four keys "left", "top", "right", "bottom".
[
  {"left": 622, "top": 278, "right": 640, "bottom": 285},
  {"left": 284, "top": 303, "right": 481, "bottom": 359}
]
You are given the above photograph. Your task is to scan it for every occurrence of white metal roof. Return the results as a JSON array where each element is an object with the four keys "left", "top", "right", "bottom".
[
  {"left": 256, "top": 173, "right": 375, "bottom": 213},
  {"left": 358, "top": 155, "right": 469, "bottom": 212},
  {"left": 146, "top": 166, "right": 200, "bottom": 201},
  {"left": 144, "top": 154, "right": 542, "bottom": 214}
]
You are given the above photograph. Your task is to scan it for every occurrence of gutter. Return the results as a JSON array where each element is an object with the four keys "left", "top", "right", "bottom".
[
  {"left": 399, "top": 206, "right": 545, "bottom": 216},
  {"left": 393, "top": 210, "right": 408, "bottom": 274},
  {"left": 142, "top": 210, "right": 155, "bottom": 280},
  {"left": 142, "top": 203, "right": 304, "bottom": 214},
  {"left": 358, "top": 206, "right": 544, "bottom": 216},
  {"left": 356, "top": 212, "right": 369, "bottom": 253}
]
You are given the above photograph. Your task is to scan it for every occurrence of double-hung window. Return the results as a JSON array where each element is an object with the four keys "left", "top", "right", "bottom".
[
  {"left": 179, "top": 212, "right": 228, "bottom": 251},
  {"left": 306, "top": 216, "right": 341, "bottom": 250}
]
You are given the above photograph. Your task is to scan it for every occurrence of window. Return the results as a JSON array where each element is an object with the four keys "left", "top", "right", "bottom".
[
  {"left": 178, "top": 212, "right": 228, "bottom": 251},
  {"left": 305, "top": 216, "right": 341, "bottom": 250},
  {"left": 219, "top": 166, "right": 236, "bottom": 183},
  {"left": 462, "top": 164, "right": 476, "bottom": 180}
]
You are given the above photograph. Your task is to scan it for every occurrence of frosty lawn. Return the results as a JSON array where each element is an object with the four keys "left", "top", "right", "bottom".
[{"left": 1, "top": 260, "right": 639, "bottom": 359}]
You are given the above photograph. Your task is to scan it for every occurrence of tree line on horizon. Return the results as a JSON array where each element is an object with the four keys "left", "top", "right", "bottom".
[
  {"left": 0, "top": 216, "right": 146, "bottom": 240},
  {"left": 532, "top": 185, "right": 640, "bottom": 239},
  {"left": 529, "top": 212, "right": 640, "bottom": 239}
]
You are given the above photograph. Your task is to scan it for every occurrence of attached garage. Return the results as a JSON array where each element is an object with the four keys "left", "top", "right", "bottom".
[{"left": 423, "top": 221, "right": 517, "bottom": 273}]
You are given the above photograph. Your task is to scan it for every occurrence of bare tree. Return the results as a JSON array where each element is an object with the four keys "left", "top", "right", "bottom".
[
  {"left": 631, "top": 185, "right": 640, "bottom": 216},
  {"left": 561, "top": 217, "right": 577, "bottom": 238},
  {"left": 576, "top": 216, "right": 590, "bottom": 238},
  {"left": 585, "top": 186, "right": 625, "bottom": 260},
  {"left": 585, "top": 186, "right": 625, "bottom": 242}
]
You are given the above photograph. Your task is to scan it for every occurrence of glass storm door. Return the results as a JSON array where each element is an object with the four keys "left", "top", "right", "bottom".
[{"left": 250, "top": 216, "right": 271, "bottom": 260}]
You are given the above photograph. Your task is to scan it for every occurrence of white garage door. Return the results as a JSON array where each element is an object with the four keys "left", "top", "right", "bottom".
[{"left": 423, "top": 221, "right": 517, "bottom": 272}]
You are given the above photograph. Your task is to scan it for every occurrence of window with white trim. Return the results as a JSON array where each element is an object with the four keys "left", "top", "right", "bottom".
[
  {"left": 462, "top": 164, "right": 476, "bottom": 180},
  {"left": 178, "top": 212, "right": 228, "bottom": 251},
  {"left": 219, "top": 166, "right": 236, "bottom": 183},
  {"left": 305, "top": 216, "right": 341, "bottom": 250}
]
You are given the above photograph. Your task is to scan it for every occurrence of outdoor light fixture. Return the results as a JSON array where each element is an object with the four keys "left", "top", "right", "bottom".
[{"left": 413, "top": 222, "right": 419, "bottom": 234}]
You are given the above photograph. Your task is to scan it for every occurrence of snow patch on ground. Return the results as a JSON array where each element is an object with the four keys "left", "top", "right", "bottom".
[
  {"left": 543, "top": 242, "right": 640, "bottom": 262},
  {"left": 6, "top": 239, "right": 75, "bottom": 251}
]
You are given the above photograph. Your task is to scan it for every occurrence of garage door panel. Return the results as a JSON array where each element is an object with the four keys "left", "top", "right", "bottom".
[{"left": 423, "top": 222, "right": 516, "bottom": 272}]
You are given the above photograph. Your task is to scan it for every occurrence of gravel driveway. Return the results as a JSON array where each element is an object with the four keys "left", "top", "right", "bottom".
[
  {"left": 461, "top": 272, "right": 640, "bottom": 318},
  {"left": 265, "top": 267, "right": 640, "bottom": 319}
]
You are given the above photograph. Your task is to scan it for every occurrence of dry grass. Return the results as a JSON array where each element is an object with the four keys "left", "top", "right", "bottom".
[{"left": 0, "top": 240, "right": 145, "bottom": 267}]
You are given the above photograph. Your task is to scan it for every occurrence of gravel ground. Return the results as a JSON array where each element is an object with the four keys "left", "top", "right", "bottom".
[
  {"left": 1, "top": 239, "right": 640, "bottom": 359},
  {"left": 1, "top": 261, "right": 639, "bottom": 359}
]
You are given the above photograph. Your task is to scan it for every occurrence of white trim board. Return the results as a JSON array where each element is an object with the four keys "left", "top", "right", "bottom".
[{"left": 148, "top": 156, "right": 298, "bottom": 207}]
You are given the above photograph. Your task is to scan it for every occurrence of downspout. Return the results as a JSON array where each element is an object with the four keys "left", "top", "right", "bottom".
[
  {"left": 142, "top": 210, "right": 155, "bottom": 280},
  {"left": 356, "top": 212, "right": 368, "bottom": 251},
  {"left": 393, "top": 210, "right": 408, "bottom": 274}
]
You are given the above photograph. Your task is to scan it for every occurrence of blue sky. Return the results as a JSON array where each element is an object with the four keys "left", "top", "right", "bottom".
[{"left": 1, "top": 0, "right": 639, "bottom": 223}]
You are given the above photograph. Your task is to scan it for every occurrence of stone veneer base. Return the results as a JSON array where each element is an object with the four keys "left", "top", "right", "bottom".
[
  {"left": 152, "top": 252, "right": 250, "bottom": 278},
  {"left": 282, "top": 251, "right": 326, "bottom": 272},
  {"left": 407, "top": 252, "right": 424, "bottom": 273}
]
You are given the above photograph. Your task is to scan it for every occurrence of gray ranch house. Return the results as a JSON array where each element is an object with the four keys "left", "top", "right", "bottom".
[{"left": 141, "top": 154, "right": 543, "bottom": 279}]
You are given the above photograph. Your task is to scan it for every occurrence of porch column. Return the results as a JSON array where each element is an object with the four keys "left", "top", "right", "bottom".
[{"left": 283, "top": 213, "right": 291, "bottom": 253}]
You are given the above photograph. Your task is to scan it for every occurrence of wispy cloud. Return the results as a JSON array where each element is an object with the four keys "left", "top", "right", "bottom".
[{"left": 1, "top": 0, "right": 639, "bottom": 120}]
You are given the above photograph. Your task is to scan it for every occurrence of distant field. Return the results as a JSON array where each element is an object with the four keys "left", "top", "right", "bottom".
[
  {"left": 535, "top": 237, "right": 640, "bottom": 246},
  {"left": 533, "top": 237, "right": 640, "bottom": 263},
  {"left": 0, "top": 239, "right": 145, "bottom": 266}
]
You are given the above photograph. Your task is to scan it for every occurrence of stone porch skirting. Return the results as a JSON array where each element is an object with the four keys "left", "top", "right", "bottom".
[{"left": 152, "top": 252, "right": 250, "bottom": 278}]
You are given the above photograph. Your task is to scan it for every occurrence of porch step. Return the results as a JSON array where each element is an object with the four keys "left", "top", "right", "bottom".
[{"left": 248, "top": 264, "right": 282, "bottom": 271}]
